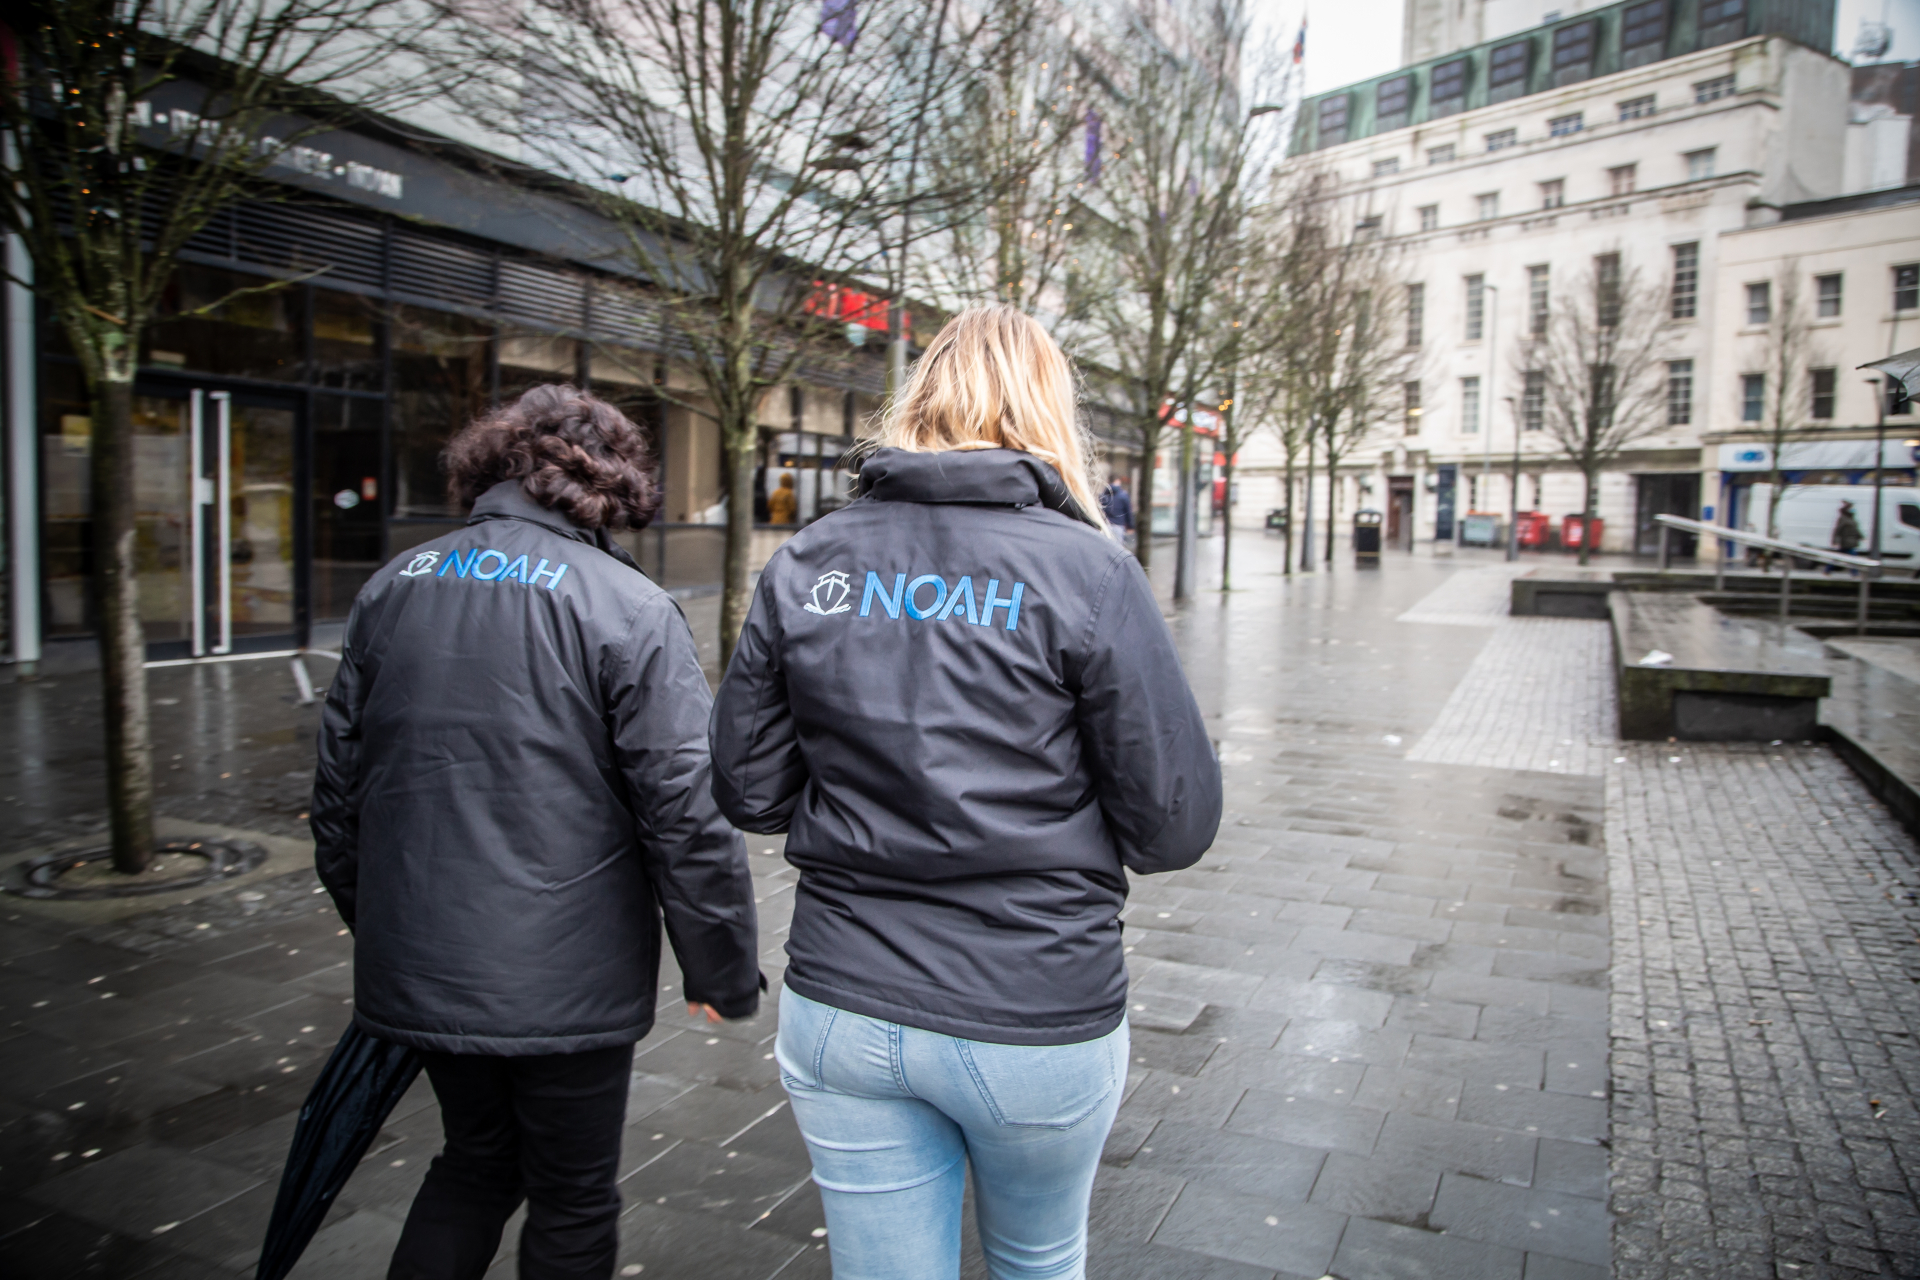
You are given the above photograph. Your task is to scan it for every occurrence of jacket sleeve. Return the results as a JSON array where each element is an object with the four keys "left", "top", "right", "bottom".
[
  {"left": 609, "top": 595, "right": 763, "bottom": 1019},
  {"left": 311, "top": 612, "right": 369, "bottom": 929},
  {"left": 1071, "top": 555, "right": 1223, "bottom": 875},
  {"left": 708, "top": 573, "right": 807, "bottom": 833}
]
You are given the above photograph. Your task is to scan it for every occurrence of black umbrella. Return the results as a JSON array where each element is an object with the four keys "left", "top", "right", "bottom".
[{"left": 255, "top": 1022, "right": 423, "bottom": 1280}]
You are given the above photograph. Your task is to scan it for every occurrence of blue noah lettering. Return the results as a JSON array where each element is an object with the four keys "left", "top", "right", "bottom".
[
  {"left": 431, "top": 547, "right": 570, "bottom": 590},
  {"left": 846, "top": 570, "right": 1025, "bottom": 631}
]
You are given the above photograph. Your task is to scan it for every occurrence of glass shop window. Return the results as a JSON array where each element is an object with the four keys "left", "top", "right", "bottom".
[{"left": 390, "top": 307, "right": 492, "bottom": 518}]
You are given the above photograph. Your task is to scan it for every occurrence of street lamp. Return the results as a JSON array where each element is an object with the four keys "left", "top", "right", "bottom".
[
  {"left": 1866, "top": 376, "right": 1885, "bottom": 558},
  {"left": 1504, "top": 394, "right": 1521, "bottom": 561},
  {"left": 1480, "top": 283, "right": 1499, "bottom": 543}
]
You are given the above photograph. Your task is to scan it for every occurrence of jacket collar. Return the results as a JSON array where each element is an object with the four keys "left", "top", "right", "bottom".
[
  {"left": 468, "top": 480, "right": 594, "bottom": 544},
  {"left": 855, "top": 448, "right": 1098, "bottom": 527},
  {"left": 467, "top": 480, "right": 650, "bottom": 575}
]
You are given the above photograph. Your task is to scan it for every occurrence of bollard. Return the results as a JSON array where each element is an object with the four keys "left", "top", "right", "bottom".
[
  {"left": 1658, "top": 523, "right": 1670, "bottom": 571},
  {"left": 291, "top": 655, "right": 317, "bottom": 706}
]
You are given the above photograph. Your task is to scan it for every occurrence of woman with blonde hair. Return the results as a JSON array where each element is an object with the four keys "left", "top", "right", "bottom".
[{"left": 709, "top": 307, "right": 1220, "bottom": 1278}]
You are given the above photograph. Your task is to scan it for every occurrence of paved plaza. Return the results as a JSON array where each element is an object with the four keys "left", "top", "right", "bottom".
[{"left": 2, "top": 533, "right": 1918, "bottom": 1278}]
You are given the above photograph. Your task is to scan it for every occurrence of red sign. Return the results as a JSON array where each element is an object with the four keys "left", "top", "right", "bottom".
[{"left": 805, "top": 281, "right": 893, "bottom": 332}]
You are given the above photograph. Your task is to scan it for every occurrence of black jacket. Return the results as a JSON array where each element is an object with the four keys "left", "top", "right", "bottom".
[
  {"left": 312, "top": 482, "right": 760, "bottom": 1056},
  {"left": 709, "top": 448, "right": 1221, "bottom": 1046}
]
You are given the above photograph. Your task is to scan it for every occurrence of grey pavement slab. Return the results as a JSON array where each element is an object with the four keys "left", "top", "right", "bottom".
[{"left": 3, "top": 533, "right": 1917, "bottom": 1279}]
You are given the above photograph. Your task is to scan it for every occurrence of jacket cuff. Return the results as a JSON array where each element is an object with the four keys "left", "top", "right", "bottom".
[{"left": 697, "top": 971, "right": 767, "bottom": 1021}]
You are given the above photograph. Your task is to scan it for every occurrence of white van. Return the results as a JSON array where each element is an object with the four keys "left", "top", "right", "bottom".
[{"left": 1740, "top": 483, "right": 1920, "bottom": 570}]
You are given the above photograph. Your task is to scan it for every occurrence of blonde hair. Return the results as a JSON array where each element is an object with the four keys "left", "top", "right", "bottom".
[{"left": 875, "top": 306, "right": 1107, "bottom": 529}]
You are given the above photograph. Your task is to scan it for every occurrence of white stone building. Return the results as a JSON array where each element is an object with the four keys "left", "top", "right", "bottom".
[{"left": 1232, "top": 0, "right": 1920, "bottom": 555}]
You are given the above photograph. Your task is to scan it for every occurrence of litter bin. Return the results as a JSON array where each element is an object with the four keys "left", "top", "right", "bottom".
[
  {"left": 1515, "top": 511, "right": 1551, "bottom": 549},
  {"left": 1562, "top": 514, "right": 1605, "bottom": 552},
  {"left": 1265, "top": 506, "right": 1289, "bottom": 532},
  {"left": 1459, "top": 512, "right": 1502, "bottom": 547},
  {"left": 1354, "top": 509, "right": 1383, "bottom": 566}
]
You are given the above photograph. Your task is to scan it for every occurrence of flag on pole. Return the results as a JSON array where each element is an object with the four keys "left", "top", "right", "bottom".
[
  {"left": 1085, "top": 110, "right": 1103, "bottom": 181},
  {"left": 822, "top": 0, "right": 857, "bottom": 47},
  {"left": 1293, "top": 17, "right": 1307, "bottom": 65}
]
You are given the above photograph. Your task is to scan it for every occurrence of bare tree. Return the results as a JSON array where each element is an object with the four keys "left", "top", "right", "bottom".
[
  {"left": 451, "top": 0, "right": 996, "bottom": 665},
  {"left": 1529, "top": 253, "right": 1668, "bottom": 565},
  {"left": 914, "top": 0, "right": 1087, "bottom": 315},
  {"left": 1065, "top": 0, "right": 1273, "bottom": 572},
  {"left": 0, "top": 0, "right": 443, "bottom": 873},
  {"left": 1749, "top": 266, "right": 1820, "bottom": 544}
]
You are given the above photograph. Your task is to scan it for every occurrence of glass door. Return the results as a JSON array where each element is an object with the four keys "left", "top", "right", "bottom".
[{"left": 132, "top": 386, "right": 299, "bottom": 657}]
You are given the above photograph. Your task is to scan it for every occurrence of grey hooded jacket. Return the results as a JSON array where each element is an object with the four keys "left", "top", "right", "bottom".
[
  {"left": 312, "top": 481, "right": 760, "bottom": 1055},
  {"left": 709, "top": 448, "right": 1221, "bottom": 1046}
]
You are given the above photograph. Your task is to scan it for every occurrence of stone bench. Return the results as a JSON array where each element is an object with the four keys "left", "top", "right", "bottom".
[{"left": 1611, "top": 591, "right": 1832, "bottom": 741}]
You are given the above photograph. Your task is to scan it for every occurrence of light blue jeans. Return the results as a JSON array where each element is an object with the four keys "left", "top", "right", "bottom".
[{"left": 775, "top": 986, "right": 1128, "bottom": 1280}]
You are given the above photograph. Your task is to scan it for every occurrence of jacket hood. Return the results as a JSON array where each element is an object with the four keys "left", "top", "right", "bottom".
[{"left": 856, "top": 448, "right": 1098, "bottom": 528}]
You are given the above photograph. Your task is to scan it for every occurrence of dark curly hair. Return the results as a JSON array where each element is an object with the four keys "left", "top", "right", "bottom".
[{"left": 443, "top": 384, "right": 658, "bottom": 531}]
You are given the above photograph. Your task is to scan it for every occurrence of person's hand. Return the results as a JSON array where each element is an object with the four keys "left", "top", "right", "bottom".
[{"left": 687, "top": 1002, "right": 722, "bottom": 1024}]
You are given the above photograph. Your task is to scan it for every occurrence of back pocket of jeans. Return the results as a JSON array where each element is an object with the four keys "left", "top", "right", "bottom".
[{"left": 956, "top": 1036, "right": 1116, "bottom": 1129}]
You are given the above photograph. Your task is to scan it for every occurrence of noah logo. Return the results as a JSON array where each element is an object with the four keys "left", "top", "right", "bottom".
[
  {"left": 399, "top": 551, "right": 441, "bottom": 577},
  {"left": 804, "top": 570, "right": 853, "bottom": 616}
]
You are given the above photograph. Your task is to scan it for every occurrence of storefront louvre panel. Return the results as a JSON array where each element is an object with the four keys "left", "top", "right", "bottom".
[
  {"left": 231, "top": 203, "right": 384, "bottom": 289},
  {"left": 391, "top": 229, "right": 494, "bottom": 309},
  {"left": 591, "top": 289, "right": 671, "bottom": 351},
  {"left": 498, "top": 259, "right": 587, "bottom": 331}
]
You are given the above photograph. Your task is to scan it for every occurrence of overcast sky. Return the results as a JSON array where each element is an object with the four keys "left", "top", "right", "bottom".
[{"left": 1247, "top": 0, "right": 1920, "bottom": 97}]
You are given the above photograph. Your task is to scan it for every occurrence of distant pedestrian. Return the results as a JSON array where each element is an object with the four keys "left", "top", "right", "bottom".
[
  {"left": 1099, "top": 473, "right": 1134, "bottom": 536},
  {"left": 710, "top": 307, "right": 1222, "bottom": 1280},
  {"left": 769, "top": 471, "right": 799, "bottom": 524},
  {"left": 1833, "top": 501, "right": 1862, "bottom": 554},
  {"left": 311, "top": 384, "right": 761, "bottom": 1280}
]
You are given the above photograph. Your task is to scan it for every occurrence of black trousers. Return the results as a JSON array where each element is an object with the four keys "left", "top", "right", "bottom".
[{"left": 388, "top": 1044, "right": 635, "bottom": 1280}]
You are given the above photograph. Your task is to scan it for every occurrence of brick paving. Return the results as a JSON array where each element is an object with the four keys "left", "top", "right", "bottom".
[
  {"left": 1608, "top": 744, "right": 1920, "bottom": 1279},
  {"left": 2, "top": 535, "right": 1918, "bottom": 1279}
]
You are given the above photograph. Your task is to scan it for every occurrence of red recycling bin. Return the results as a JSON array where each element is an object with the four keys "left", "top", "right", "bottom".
[
  {"left": 1515, "top": 511, "right": 1551, "bottom": 549},
  {"left": 1561, "top": 514, "right": 1604, "bottom": 551}
]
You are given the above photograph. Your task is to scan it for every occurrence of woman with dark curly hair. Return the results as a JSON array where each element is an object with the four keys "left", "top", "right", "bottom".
[{"left": 311, "top": 384, "right": 762, "bottom": 1280}]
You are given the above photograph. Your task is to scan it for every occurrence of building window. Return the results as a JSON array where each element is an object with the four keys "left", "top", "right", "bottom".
[
  {"left": 1486, "top": 129, "right": 1517, "bottom": 152},
  {"left": 1462, "top": 376, "right": 1482, "bottom": 434},
  {"left": 1377, "top": 74, "right": 1413, "bottom": 126},
  {"left": 1746, "top": 281, "right": 1771, "bottom": 325},
  {"left": 1419, "top": 204, "right": 1440, "bottom": 231},
  {"left": 1356, "top": 214, "right": 1383, "bottom": 238},
  {"left": 1618, "top": 94, "right": 1656, "bottom": 121},
  {"left": 1810, "top": 367, "right": 1836, "bottom": 420},
  {"left": 1694, "top": 74, "right": 1736, "bottom": 104},
  {"left": 1317, "top": 95, "right": 1350, "bottom": 147},
  {"left": 1549, "top": 113, "right": 1583, "bottom": 137},
  {"left": 1671, "top": 242, "right": 1699, "bottom": 318},
  {"left": 1685, "top": 148, "right": 1716, "bottom": 180},
  {"left": 1667, "top": 359, "right": 1693, "bottom": 425},
  {"left": 1552, "top": 21, "right": 1597, "bottom": 75},
  {"left": 1406, "top": 283, "right": 1425, "bottom": 346},
  {"left": 1404, "top": 381, "right": 1423, "bottom": 434},
  {"left": 1373, "top": 157, "right": 1401, "bottom": 177},
  {"left": 1523, "top": 369, "right": 1546, "bottom": 430},
  {"left": 1621, "top": 0, "right": 1667, "bottom": 53},
  {"left": 1596, "top": 253, "right": 1622, "bottom": 327},
  {"left": 1741, "top": 373, "right": 1765, "bottom": 422},
  {"left": 1528, "top": 263, "right": 1551, "bottom": 336},
  {"left": 1489, "top": 41, "right": 1531, "bottom": 97},
  {"left": 1476, "top": 192, "right": 1500, "bottom": 220},
  {"left": 1427, "top": 144, "right": 1456, "bottom": 165},
  {"left": 1609, "top": 164, "right": 1637, "bottom": 195},
  {"left": 1539, "top": 179, "right": 1564, "bottom": 209},
  {"left": 1431, "top": 57, "right": 1469, "bottom": 113},
  {"left": 1699, "top": 0, "right": 1746, "bottom": 35},
  {"left": 1895, "top": 264, "right": 1919, "bottom": 311},
  {"left": 1466, "top": 274, "right": 1486, "bottom": 340},
  {"left": 1815, "top": 273, "right": 1842, "bottom": 317}
]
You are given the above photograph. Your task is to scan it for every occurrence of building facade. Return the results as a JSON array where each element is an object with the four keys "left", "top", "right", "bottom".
[{"left": 1233, "top": 0, "right": 1920, "bottom": 554}]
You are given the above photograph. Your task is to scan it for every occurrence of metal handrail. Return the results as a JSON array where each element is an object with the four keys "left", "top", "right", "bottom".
[
  {"left": 1654, "top": 514, "right": 1883, "bottom": 573},
  {"left": 1653, "top": 514, "right": 1880, "bottom": 630}
]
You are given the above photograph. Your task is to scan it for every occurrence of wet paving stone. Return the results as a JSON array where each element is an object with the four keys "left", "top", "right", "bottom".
[{"left": 3, "top": 535, "right": 1917, "bottom": 1277}]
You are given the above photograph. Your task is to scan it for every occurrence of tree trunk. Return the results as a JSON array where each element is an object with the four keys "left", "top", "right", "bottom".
[
  {"left": 719, "top": 426, "right": 757, "bottom": 673},
  {"left": 1281, "top": 450, "right": 1294, "bottom": 577},
  {"left": 91, "top": 377, "right": 155, "bottom": 873},
  {"left": 1577, "top": 469, "right": 1596, "bottom": 567},
  {"left": 1219, "top": 455, "right": 1236, "bottom": 591},
  {"left": 1135, "top": 427, "right": 1158, "bottom": 570},
  {"left": 1300, "top": 430, "right": 1315, "bottom": 572}
]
